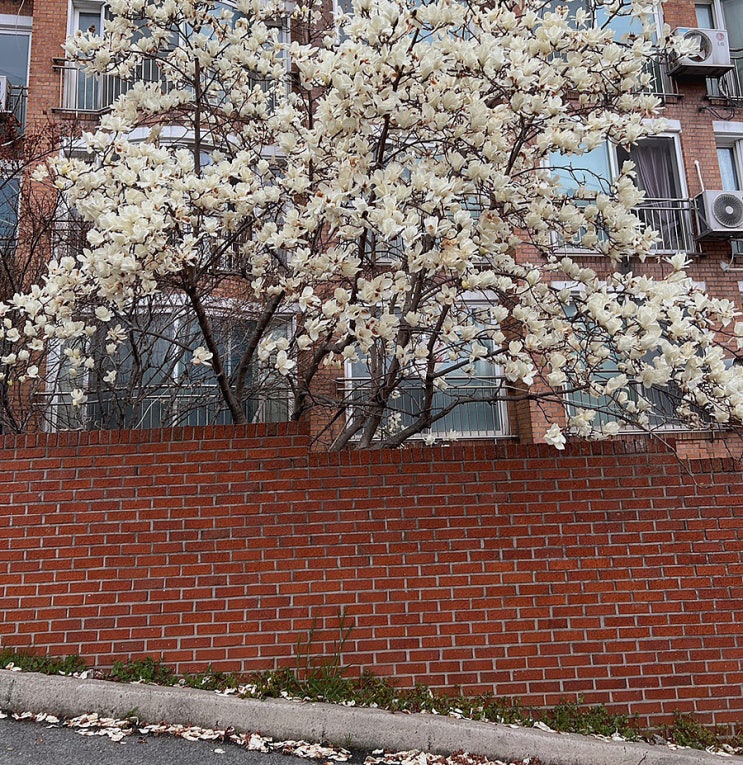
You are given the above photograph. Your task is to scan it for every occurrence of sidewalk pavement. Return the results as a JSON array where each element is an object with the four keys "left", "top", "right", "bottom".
[{"left": 0, "top": 669, "right": 729, "bottom": 765}]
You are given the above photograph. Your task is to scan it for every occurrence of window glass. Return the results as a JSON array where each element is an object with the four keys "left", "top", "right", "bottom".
[
  {"left": 722, "top": 0, "right": 743, "bottom": 43},
  {"left": 616, "top": 137, "right": 692, "bottom": 252},
  {"left": 0, "top": 32, "right": 30, "bottom": 87},
  {"left": 550, "top": 144, "right": 612, "bottom": 195},
  {"left": 616, "top": 136, "right": 683, "bottom": 199},
  {"left": 543, "top": 0, "right": 647, "bottom": 40},
  {"left": 552, "top": 136, "right": 694, "bottom": 253},
  {"left": 721, "top": 0, "right": 743, "bottom": 87},
  {"left": 0, "top": 177, "right": 20, "bottom": 243},
  {"left": 695, "top": 2, "right": 716, "bottom": 27},
  {"left": 73, "top": 9, "right": 104, "bottom": 109},
  {"left": 718, "top": 146, "right": 741, "bottom": 190},
  {"left": 53, "top": 308, "right": 291, "bottom": 430},
  {"left": 78, "top": 11, "right": 101, "bottom": 35},
  {"left": 563, "top": 300, "right": 681, "bottom": 430},
  {"left": 348, "top": 322, "right": 507, "bottom": 439}
]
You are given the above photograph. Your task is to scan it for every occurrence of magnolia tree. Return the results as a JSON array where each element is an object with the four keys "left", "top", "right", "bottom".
[
  {"left": 0, "top": 121, "right": 79, "bottom": 432},
  {"left": 2, "top": 0, "right": 742, "bottom": 446}
]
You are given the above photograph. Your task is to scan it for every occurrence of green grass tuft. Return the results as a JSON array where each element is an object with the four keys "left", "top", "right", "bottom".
[
  {"left": 108, "top": 657, "right": 177, "bottom": 686},
  {"left": 0, "top": 649, "right": 87, "bottom": 676}
]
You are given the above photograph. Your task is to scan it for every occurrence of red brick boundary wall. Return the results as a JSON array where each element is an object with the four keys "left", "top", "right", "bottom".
[{"left": 1, "top": 424, "right": 742, "bottom": 729}]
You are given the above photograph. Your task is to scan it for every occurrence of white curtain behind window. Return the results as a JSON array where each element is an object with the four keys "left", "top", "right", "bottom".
[{"left": 618, "top": 138, "right": 685, "bottom": 251}]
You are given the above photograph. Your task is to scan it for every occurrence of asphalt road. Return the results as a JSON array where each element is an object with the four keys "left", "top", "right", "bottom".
[{"left": 0, "top": 716, "right": 368, "bottom": 765}]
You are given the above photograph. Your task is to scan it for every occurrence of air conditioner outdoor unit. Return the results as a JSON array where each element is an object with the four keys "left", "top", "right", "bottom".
[
  {"left": 0, "top": 76, "right": 8, "bottom": 112},
  {"left": 696, "top": 190, "right": 743, "bottom": 238},
  {"left": 669, "top": 28, "right": 734, "bottom": 78}
]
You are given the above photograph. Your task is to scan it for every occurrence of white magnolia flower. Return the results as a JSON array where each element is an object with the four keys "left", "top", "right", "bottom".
[
  {"left": 544, "top": 423, "right": 567, "bottom": 450},
  {"left": 275, "top": 349, "right": 296, "bottom": 376},
  {"left": 191, "top": 347, "right": 214, "bottom": 366},
  {"left": 71, "top": 389, "right": 87, "bottom": 407}
]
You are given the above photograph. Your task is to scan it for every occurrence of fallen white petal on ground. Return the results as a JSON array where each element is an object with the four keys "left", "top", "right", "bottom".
[{"left": 363, "top": 749, "right": 536, "bottom": 765}]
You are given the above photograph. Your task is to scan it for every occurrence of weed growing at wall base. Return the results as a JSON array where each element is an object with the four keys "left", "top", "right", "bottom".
[
  {"left": 2, "top": 649, "right": 742, "bottom": 753},
  {"left": 0, "top": 650, "right": 86, "bottom": 677}
]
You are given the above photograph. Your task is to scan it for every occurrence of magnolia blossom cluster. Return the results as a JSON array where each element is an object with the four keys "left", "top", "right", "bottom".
[{"left": 1, "top": 0, "right": 742, "bottom": 446}]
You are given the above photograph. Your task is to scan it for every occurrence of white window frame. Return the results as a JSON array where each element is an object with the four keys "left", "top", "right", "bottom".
[
  {"left": 0, "top": 14, "right": 32, "bottom": 124},
  {"left": 695, "top": 0, "right": 726, "bottom": 28},
  {"left": 713, "top": 121, "right": 743, "bottom": 191},
  {"left": 64, "top": 1, "right": 108, "bottom": 111},
  {"left": 45, "top": 299, "right": 294, "bottom": 432},
  {"left": 343, "top": 301, "right": 510, "bottom": 441},
  {"left": 554, "top": 280, "right": 704, "bottom": 433},
  {"left": 66, "top": 0, "right": 105, "bottom": 38},
  {"left": 552, "top": 127, "right": 692, "bottom": 256}
]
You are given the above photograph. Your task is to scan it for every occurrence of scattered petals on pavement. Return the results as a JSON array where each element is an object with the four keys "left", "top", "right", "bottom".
[
  {"left": 246, "top": 732, "right": 271, "bottom": 752},
  {"left": 363, "top": 749, "right": 536, "bottom": 765},
  {"left": 3, "top": 709, "right": 535, "bottom": 764},
  {"left": 4, "top": 709, "right": 352, "bottom": 758}
]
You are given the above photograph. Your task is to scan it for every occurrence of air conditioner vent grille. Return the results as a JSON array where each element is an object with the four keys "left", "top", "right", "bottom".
[
  {"left": 683, "top": 29, "right": 713, "bottom": 62},
  {"left": 712, "top": 193, "right": 743, "bottom": 228}
]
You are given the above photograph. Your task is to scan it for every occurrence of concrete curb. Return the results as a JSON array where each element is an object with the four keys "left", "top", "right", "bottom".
[{"left": 0, "top": 670, "right": 727, "bottom": 765}]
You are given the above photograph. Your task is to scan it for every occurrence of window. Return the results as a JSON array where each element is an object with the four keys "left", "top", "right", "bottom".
[
  {"left": 616, "top": 136, "right": 693, "bottom": 253},
  {"left": 347, "top": 360, "right": 508, "bottom": 441},
  {"left": 0, "top": 15, "right": 31, "bottom": 128},
  {"left": 64, "top": 1, "right": 168, "bottom": 111},
  {"left": 717, "top": 142, "right": 743, "bottom": 189},
  {"left": 560, "top": 288, "right": 685, "bottom": 432},
  {"left": 541, "top": 0, "right": 671, "bottom": 95},
  {"left": 714, "top": 129, "right": 743, "bottom": 261},
  {"left": 0, "top": 176, "right": 20, "bottom": 247},
  {"left": 65, "top": 2, "right": 105, "bottom": 110},
  {"left": 334, "top": 0, "right": 354, "bottom": 16},
  {"left": 551, "top": 133, "right": 696, "bottom": 254},
  {"left": 345, "top": 310, "right": 509, "bottom": 441},
  {"left": 49, "top": 306, "right": 291, "bottom": 431},
  {"left": 695, "top": 0, "right": 743, "bottom": 100},
  {"left": 64, "top": 1, "right": 284, "bottom": 112}
]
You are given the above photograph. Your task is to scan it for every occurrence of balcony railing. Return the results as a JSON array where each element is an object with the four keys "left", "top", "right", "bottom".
[
  {"left": 567, "top": 374, "right": 700, "bottom": 432},
  {"left": 560, "top": 197, "right": 699, "bottom": 256},
  {"left": 713, "top": 51, "right": 743, "bottom": 101},
  {"left": 45, "top": 384, "right": 290, "bottom": 431},
  {"left": 1, "top": 85, "right": 27, "bottom": 134},
  {"left": 55, "top": 57, "right": 283, "bottom": 114},
  {"left": 634, "top": 197, "right": 699, "bottom": 254},
  {"left": 343, "top": 377, "right": 511, "bottom": 440},
  {"left": 55, "top": 58, "right": 166, "bottom": 113}
]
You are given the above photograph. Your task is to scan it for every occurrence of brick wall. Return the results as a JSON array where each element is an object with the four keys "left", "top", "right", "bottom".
[{"left": 1, "top": 424, "right": 742, "bottom": 730}]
